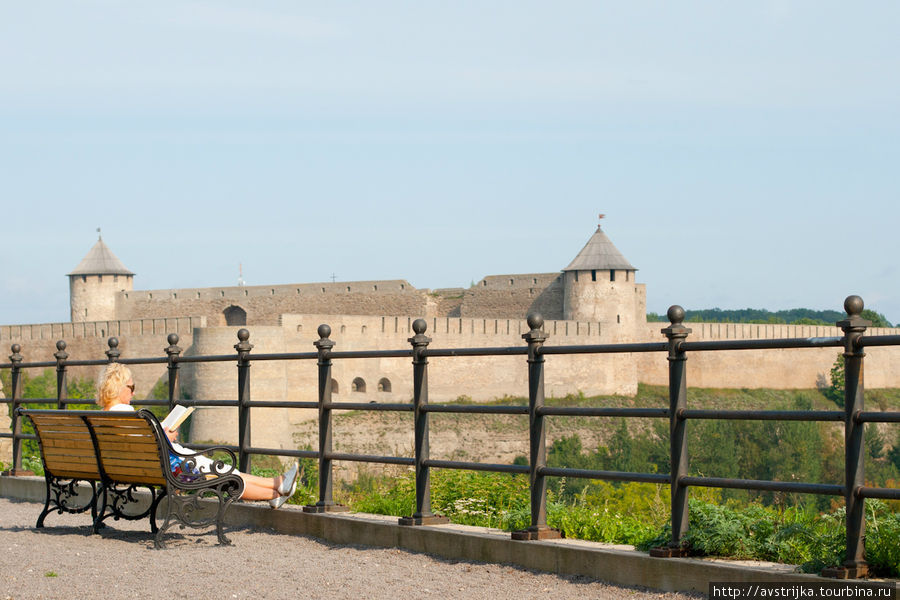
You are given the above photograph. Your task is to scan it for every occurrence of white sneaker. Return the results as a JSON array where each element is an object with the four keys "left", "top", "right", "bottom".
[
  {"left": 279, "top": 462, "right": 300, "bottom": 497},
  {"left": 269, "top": 494, "right": 289, "bottom": 509}
]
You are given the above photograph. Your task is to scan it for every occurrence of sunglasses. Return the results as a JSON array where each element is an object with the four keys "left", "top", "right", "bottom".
[{"left": 126, "top": 384, "right": 136, "bottom": 393}]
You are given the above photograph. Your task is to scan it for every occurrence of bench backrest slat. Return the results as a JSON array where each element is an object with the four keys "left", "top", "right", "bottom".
[
  {"left": 84, "top": 414, "right": 168, "bottom": 486},
  {"left": 28, "top": 414, "right": 101, "bottom": 480}
]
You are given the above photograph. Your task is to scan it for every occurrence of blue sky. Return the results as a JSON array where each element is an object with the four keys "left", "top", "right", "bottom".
[{"left": 2, "top": 1, "right": 898, "bottom": 326}]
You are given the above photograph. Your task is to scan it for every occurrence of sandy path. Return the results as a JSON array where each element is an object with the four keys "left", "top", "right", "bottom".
[{"left": 0, "top": 497, "right": 702, "bottom": 600}]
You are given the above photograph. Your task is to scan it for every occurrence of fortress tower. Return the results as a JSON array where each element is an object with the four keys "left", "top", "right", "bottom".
[
  {"left": 68, "top": 235, "right": 134, "bottom": 322},
  {"left": 562, "top": 216, "right": 645, "bottom": 339}
]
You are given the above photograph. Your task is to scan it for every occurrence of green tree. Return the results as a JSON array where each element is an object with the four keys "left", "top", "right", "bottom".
[
  {"left": 860, "top": 309, "right": 893, "bottom": 328},
  {"left": 825, "top": 354, "right": 845, "bottom": 407}
]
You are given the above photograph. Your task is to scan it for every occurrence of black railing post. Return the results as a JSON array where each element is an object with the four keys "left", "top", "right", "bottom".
[
  {"left": 234, "top": 329, "right": 253, "bottom": 474},
  {"left": 54, "top": 340, "right": 68, "bottom": 410},
  {"left": 165, "top": 334, "right": 182, "bottom": 412},
  {"left": 304, "top": 324, "right": 348, "bottom": 513},
  {"left": 513, "top": 314, "right": 561, "bottom": 540},
  {"left": 651, "top": 305, "right": 692, "bottom": 557},
  {"left": 400, "top": 319, "right": 448, "bottom": 526},
  {"left": 824, "top": 295, "right": 871, "bottom": 579},
  {"left": 2, "top": 344, "right": 32, "bottom": 476},
  {"left": 105, "top": 337, "right": 120, "bottom": 363}
]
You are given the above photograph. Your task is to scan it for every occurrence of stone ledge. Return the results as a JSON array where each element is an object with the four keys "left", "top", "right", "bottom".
[{"left": 2, "top": 475, "right": 891, "bottom": 593}]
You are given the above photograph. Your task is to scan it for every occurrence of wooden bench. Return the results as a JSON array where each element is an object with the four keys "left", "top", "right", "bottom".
[{"left": 19, "top": 408, "right": 244, "bottom": 548}]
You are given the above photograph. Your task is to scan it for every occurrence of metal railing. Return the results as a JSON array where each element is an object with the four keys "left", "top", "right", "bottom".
[{"left": 2, "top": 295, "right": 899, "bottom": 578}]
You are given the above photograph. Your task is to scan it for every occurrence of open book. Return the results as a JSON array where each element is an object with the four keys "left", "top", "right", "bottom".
[{"left": 160, "top": 405, "right": 195, "bottom": 431}]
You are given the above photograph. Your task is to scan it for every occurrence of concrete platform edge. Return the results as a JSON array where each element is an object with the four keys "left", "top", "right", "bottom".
[{"left": 2, "top": 475, "right": 890, "bottom": 594}]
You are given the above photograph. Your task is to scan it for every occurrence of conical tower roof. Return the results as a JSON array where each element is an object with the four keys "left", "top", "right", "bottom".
[
  {"left": 68, "top": 236, "right": 134, "bottom": 276},
  {"left": 563, "top": 220, "right": 636, "bottom": 272}
]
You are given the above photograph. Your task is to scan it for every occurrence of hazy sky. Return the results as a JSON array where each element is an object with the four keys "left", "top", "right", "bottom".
[{"left": 2, "top": 1, "right": 898, "bottom": 326}]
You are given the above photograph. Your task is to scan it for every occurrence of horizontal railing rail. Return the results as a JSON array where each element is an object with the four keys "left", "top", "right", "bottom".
[{"left": 1, "top": 296, "right": 898, "bottom": 580}]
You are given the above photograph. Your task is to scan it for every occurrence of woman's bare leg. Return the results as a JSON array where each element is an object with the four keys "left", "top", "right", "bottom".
[{"left": 238, "top": 473, "right": 284, "bottom": 501}]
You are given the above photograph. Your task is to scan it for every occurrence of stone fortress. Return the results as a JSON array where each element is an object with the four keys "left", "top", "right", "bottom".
[{"left": 3, "top": 217, "right": 899, "bottom": 452}]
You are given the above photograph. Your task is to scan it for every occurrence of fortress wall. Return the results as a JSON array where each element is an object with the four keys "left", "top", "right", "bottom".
[
  {"left": 0, "top": 317, "right": 201, "bottom": 343},
  {"left": 459, "top": 275, "right": 565, "bottom": 319},
  {"left": 185, "top": 327, "right": 294, "bottom": 453},
  {"left": 185, "top": 313, "right": 635, "bottom": 448},
  {"left": 112, "top": 275, "right": 571, "bottom": 324},
  {"left": 635, "top": 321, "right": 900, "bottom": 389},
  {"left": 115, "top": 281, "right": 428, "bottom": 325},
  {"left": 474, "top": 273, "right": 561, "bottom": 290},
  {"left": 0, "top": 317, "right": 205, "bottom": 406},
  {"left": 279, "top": 312, "right": 632, "bottom": 403},
  {"left": 428, "top": 294, "right": 465, "bottom": 318}
]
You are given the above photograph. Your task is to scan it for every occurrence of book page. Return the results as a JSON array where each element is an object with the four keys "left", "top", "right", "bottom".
[{"left": 160, "top": 405, "right": 195, "bottom": 431}]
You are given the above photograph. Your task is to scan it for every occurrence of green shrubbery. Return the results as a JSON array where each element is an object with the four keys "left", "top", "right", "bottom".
[
  {"left": 327, "top": 465, "right": 900, "bottom": 576},
  {"left": 4, "top": 368, "right": 97, "bottom": 465}
]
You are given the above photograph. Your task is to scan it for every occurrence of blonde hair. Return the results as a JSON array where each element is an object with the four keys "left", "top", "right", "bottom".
[{"left": 97, "top": 363, "right": 133, "bottom": 409}]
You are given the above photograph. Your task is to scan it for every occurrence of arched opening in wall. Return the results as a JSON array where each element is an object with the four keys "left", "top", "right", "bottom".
[
  {"left": 351, "top": 377, "right": 366, "bottom": 393},
  {"left": 224, "top": 305, "right": 247, "bottom": 326},
  {"left": 331, "top": 379, "right": 339, "bottom": 394},
  {"left": 377, "top": 378, "right": 391, "bottom": 393}
]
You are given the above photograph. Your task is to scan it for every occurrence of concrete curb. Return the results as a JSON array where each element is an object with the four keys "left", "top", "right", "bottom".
[{"left": 1, "top": 475, "right": 887, "bottom": 594}]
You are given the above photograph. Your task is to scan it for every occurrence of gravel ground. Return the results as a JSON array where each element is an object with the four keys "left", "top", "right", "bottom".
[{"left": 0, "top": 497, "right": 703, "bottom": 600}]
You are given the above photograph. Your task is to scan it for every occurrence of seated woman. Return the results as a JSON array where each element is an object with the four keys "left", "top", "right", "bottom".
[{"left": 97, "top": 363, "right": 298, "bottom": 508}]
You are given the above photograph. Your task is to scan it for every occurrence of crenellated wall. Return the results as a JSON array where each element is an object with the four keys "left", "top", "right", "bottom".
[
  {"left": 114, "top": 280, "right": 428, "bottom": 326},
  {"left": 635, "top": 321, "right": 900, "bottom": 389},
  {"left": 459, "top": 274, "right": 565, "bottom": 319},
  {"left": 0, "top": 317, "right": 205, "bottom": 405},
  {"left": 184, "top": 313, "right": 631, "bottom": 448},
  {"left": 98, "top": 273, "right": 577, "bottom": 325}
]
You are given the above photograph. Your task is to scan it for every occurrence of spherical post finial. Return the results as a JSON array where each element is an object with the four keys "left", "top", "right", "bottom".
[
  {"left": 317, "top": 324, "right": 331, "bottom": 339},
  {"left": 844, "top": 295, "right": 864, "bottom": 317},
  {"left": 167, "top": 333, "right": 179, "bottom": 346},
  {"left": 412, "top": 318, "right": 427, "bottom": 335},
  {"left": 667, "top": 305, "right": 686, "bottom": 325},
  {"left": 105, "top": 337, "right": 120, "bottom": 362},
  {"left": 527, "top": 313, "right": 544, "bottom": 331},
  {"left": 237, "top": 328, "right": 250, "bottom": 342},
  {"left": 56, "top": 340, "right": 67, "bottom": 352},
  {"left": 11, "top": 343, "right": 21, "bottom": 355}
]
